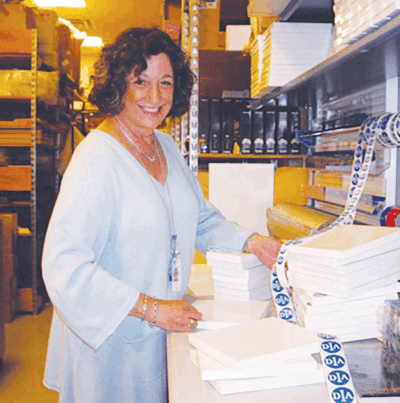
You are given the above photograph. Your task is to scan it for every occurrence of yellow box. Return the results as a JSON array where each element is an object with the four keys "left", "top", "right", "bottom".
[{"left": 274, "top": 167, "right": 309, "bottom": 206}]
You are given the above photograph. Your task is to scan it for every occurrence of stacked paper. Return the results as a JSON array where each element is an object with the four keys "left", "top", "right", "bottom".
[
  {"left": 254, "top": 22, "right": 333, "bottom": 91},
  {"left": 206, "top": 250, "right": 272, "bottom": 301},
  {"left": 293, "top": 283, "right": 400, "bottom": 342},
  {"left": 287, "top": 225, "right": 400, "bottom": 298},
  {"left": 334, "top": 0, "right": 400, "bottom": 52},
  {"left": 191, "top": 299, "right": 269, "bottom": 330},
  {"left": 250, "top": 34, "right": 268, "bottom": 97},
  {"left": 188, "top": 317, "right": 324, "bottom": 395}
]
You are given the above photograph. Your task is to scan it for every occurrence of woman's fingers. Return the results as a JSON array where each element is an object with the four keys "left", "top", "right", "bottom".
[
  {"left": 247, "top": 235, "right": 282, "bottom": 269},
  {"left": 155, "top": 299, "right": 202, "bottom": 332}
]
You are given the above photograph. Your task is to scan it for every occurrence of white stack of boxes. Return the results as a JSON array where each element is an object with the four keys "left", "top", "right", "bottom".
[
  {"left": 286, "top": 225, "right": 400, "bottom": 341},
  {"left": 250, "top": 35, "right": 267, "bottom": 98},
  {"left": 206, "top": 251, "right": 272, "bottom": 302},
  {"left": 250, "top": 22, "right": 333, "bottom": 96},
  {"left": 188, "top": 317, "right": 324, "bottom": 395},
  {"left": 334, "top": 0, "right": 400, "bottom": 52},
  {"left": 262, "top": 22, "right": 333, "bottom": 88}
]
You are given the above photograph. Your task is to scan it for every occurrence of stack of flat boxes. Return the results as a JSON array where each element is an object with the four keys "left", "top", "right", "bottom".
[
  {"left": 287, "top": 225, "right": 400, "bottom": 342},
  {"left": 334, "top": 0, "right": 400, "bottom": 52},
  {"left": 206, "top": 251, "right": 272, "bottom": 302}
]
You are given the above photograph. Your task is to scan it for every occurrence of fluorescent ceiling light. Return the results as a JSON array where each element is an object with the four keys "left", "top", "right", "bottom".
[
  {"left": 33, "top": 0, "right": 86, "bottom": 7},
  {"left": 82, "top": 36, "right": 103, "bottom": 48}
]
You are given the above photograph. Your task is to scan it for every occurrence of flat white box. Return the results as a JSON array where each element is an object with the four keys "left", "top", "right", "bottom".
[
  {"left": 213, "top": 284, "right": 271, "bottom": 300},
  {"left": 225, "top": 25, "right": 251, "bottom": 51},
  {"left": 288, "top": 248, "right": 400, "bottom": 276},
  {"left": 212, "top": 269, "right": 269, "bottom": 285},
  {"left": 288, "top": 260, "right": 400, "bottom": 290},
  {"left": 295, "top": 281, "right": 400, "bottom": 304},
  {"left": 289, "top": 270, "right": 400, "bottom": 298},
  {"left": 188, "top": 317, "right": 321, "bottom": 371},
  {"left": 191, "top": 348, "right": 320, "bottom": 380},
  {"left": 208, "top": 163, "right": 274, "bottom": 236},
  {"left": 212, "top": 265, "right": 268, "bottom": 278},
  {"left": 287, "top": 225, "right": 400, "bottom": 263},
  {"left": 192, "top": 299, "right": 269, "bottom": 330},
  {"left": 213, "top": 275, "right": 270, "bottom": 291},
  {"left": 209, "top": 369, "right": 325, "bottom": 395},
  {"left": 206, "top": 250, "right": 262, "bottom": 266}
]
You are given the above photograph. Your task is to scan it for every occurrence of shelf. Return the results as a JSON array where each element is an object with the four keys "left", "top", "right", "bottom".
[
  {"left": 199, "top": 153, "right": 306, "bottom": 160},
  {"left": 0, "top": 53, "right": 31, "bottom": 70},
  {"left": 0, "top": 201, "right": 32, "bottom": 208},
  {"left": 252, "top": 13, "right": 400, "bottom": 107}
]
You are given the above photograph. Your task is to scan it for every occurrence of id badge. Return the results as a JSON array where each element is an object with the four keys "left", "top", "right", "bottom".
[{"left": 170, "top": 251, "right": 182, "bottom": 292}]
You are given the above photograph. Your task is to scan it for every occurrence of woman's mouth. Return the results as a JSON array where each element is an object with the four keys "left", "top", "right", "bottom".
[{"left": 140, "top": 106, "right": 162, "bottom": 113}]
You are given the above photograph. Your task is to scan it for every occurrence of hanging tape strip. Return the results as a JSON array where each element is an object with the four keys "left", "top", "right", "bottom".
[{"left": 270, "top": 113, "right": 400, "bottom": 403}]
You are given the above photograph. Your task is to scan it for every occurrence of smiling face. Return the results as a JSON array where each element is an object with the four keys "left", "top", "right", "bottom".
[{"left": 119, "top": 53, "right": 174, "bottom": 136}]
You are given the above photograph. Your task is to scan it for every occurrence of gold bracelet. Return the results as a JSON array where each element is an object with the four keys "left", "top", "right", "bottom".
[
  {"left": 142, "top": 294, "right": 148, "bottom": 319},
  {"left": 152, "top": 299, "right": 158, "bottom": 325}
]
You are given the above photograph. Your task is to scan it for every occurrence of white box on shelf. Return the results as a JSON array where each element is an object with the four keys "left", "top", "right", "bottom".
[{"left": 225, "top": 25, "right": 251, "bottom": 51}]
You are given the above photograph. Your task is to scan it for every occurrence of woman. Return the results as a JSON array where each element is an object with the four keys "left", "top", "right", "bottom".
[{"left": 42, "top": 27, "right": 281, "bottom": 402}]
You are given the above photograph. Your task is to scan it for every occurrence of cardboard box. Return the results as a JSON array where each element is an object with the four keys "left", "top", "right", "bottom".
[
  {"left": 0, "top": 215, "right": 18, "bottom": 323},
  {"left": 0, "top": 28, "right": 32, "bottom": 54},
  {"left": 0, "top": 3, "right": 28, "bottom": 31},
  {"left": 0, "top": 166, "right": 32, "bottom": 191},
  {"left": 16, "top": 288, "right": 43, "bottom": 313}
]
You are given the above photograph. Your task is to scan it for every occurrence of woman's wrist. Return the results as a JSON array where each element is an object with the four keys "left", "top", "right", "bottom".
[
  {"left": 130, "top": 293, "right": 158, "bottom": 324},
  {"left": 243, "top": 233, "right": 261, "bottom": 254}
]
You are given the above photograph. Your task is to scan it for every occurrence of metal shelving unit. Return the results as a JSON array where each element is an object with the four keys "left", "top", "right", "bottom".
[
  {"left": 249, "top": 12, "right": 400, "bottom": 219},
  {"left": 0, "top": 27, "right": 61, "bottom": 314},
  {"left": 30, "top": 28, "right": 39, "bottom": 315},
  {"left": 251, "top": 13, "right": 400, "bottom": 109}
]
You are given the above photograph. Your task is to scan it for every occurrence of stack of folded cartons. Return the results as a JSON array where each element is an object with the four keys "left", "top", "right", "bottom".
[
  {"left": 206, "top": 251, "right": 272, "bottom": 301},
  {"left": 260, "top": 22, "right": 333, "bottom": 89},
  {"left": 188, "top": 317, "right": 324, "bottom": 395},
  {"left": 292, "top": 283, "right": 400, "bottom": 342},
  {"left": 334, "top": 0, "right": 400, "bottom": 52},
  {"left": 286, "top": 225, "right": 400, "bottom": 341}
]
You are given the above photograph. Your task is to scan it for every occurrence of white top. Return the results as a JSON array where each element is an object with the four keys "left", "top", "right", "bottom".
[{"left": 42, "top": 129, "right": 253, "bottom": 402}]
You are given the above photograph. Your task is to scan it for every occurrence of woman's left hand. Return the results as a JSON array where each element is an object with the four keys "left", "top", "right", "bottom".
[{"left": 244, "top": 233, "right": 282, "bottom": 269}]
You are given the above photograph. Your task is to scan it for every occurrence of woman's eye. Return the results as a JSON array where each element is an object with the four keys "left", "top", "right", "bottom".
[
  {"left": 134, "top": 78, "right": 145, "bottom": 85},
  {"left": 161, "top": 81, "right": 174, "bottom": 86}
]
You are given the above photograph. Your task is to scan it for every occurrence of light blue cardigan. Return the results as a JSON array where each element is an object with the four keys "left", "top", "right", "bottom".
[{"left": 42, "top": 129, "right": 253, "bottom": 402}]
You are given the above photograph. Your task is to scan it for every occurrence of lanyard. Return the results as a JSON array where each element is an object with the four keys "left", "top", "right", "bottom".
[{"left": 164, "top": 181, "right": 183, "bottom": 293}]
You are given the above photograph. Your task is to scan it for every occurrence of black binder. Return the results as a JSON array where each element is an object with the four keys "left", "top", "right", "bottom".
[
  {"left": 252, "top": 110, "right": 264, "bottom": 154},
  {"left": 222, "top": 98, "right": 235, "bottom": 154},
  {"left": 276, "top": 109, "right": 289, "bottom": 154},
  {"left": 289, "top": 109, "right": 301, "bottom": 154},
  {"left": 233, "top": 99, "right": 249, "bottom": 149},
  {"left": 264, "top": 109, "right": 276, "bottom": 154},
  {"left": 239, "top": 109, "right": 252, "bottom": 154},
  {"left": 209, "top": 98, "right": 222, "bottom": 153}
]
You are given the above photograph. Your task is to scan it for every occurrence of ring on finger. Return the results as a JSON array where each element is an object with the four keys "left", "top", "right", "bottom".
[{"left": 190, "top": 318, "right": 196, "bottom": 330}]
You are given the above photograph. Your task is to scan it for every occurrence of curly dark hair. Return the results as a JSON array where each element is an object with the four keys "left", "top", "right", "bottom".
[{"left": 88, "top": 27, "right": 195, "bottom": 119}]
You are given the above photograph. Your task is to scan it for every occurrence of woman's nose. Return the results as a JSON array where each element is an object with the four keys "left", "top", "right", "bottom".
[{"left": 147, "top": 84, "right": 161, "bottom": 102}]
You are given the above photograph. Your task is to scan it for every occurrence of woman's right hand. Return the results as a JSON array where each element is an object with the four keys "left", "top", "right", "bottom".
[
  {"left": 156, "top": 299, "right": 203, "bottom": 332},
  {"left": 130, "top": 294, "right": 202, "bottom": 332}
]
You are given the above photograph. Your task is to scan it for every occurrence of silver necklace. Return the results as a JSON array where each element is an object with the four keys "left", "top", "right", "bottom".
[{"left": 118, "top": 121, "right": 158, "bottom": 164}]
